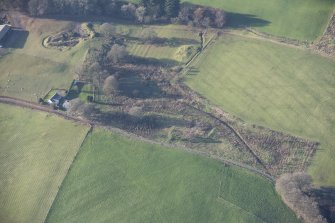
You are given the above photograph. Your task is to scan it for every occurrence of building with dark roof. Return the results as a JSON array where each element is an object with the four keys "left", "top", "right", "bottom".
[
  {"left": 0, "top": 24, "right": 11, "bottom": 43},
  {"left": 48, "top": 92, "right": 64, "bottom": 107}
]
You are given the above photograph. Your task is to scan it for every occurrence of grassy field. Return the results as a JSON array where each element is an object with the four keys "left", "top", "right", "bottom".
[
  {"left": 185, "top": 0, "right": 334, "bottom": 41},
  {"left": 112, "top": 24, "right": 202, "bottom": 64},
  {"left": 46, "top": 129, "right": 298, "bottom": 223},
  {"left": 185, "top": 35, "right": 335, "bottom": 186},
  {"left": 0, "top": 15, "right": 91, "bottom": 101},
  {"left": 0, "top": 104, "right": 89, "bottom": 223}
]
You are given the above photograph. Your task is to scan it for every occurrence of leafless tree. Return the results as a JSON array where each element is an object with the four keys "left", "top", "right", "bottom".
[
  {"left": 107, "top": 44, "right": 128, "bottom": 64},
  {"left": 135, "top": 6, "right": 146, "bottom": 23},
  {"left": 103, "top": 75, "right": 119, "bottom": 96},
  {"left": 276, "top": 172, "right": 327, "bottom": 223},
  {"left": 100, "top": 23, "right": 116, "bottom": 37}
]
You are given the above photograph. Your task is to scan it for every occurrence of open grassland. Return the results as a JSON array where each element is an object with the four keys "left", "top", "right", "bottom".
[
  {"left": 0, "top": 104, "right": 89, "bottom": 223},
  {"left": 46, "top": 129, "right": 298, "bottom": 223},
  {"left": 185, "top": 35, "right": 335, "bottom": 186},
  {"left": 184, "top": 0, "right": 334, "bottom": 41}
]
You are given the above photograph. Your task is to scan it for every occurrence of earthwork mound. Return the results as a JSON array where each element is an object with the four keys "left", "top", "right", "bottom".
[{"left": 43, "top": 23, "right": 95, "bottom": 50}]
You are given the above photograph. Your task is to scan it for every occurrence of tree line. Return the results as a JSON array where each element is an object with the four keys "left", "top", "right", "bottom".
[{"left": 5, "top": 0, "right": 225, "bottom": 29}]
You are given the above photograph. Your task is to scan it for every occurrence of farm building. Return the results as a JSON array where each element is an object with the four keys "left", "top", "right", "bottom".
[
  {"left": 48, "top": 92, "right": 64, "bottom": 107},
  {"left": 0, "top": 24, "right": 11, "bottom": 43}
]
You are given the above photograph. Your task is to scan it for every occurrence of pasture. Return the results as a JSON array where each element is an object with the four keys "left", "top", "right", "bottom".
[
  {"left": 185, "top": 35, "right": 335, "bottom": 186},
  {"left": 0, "top": 104, "right": 89, "bottom": 223},
  {"left": 46, "top": 129, "right": 298, "bottom": 223},
  {"left": 185, "top": 0, "right": 334, "bottom": 41},
  {"left": 0, "top": 14, "right": 92, "bottom": 101}
]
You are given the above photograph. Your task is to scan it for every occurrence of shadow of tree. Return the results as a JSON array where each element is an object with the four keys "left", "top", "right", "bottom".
[
  {"left": 126, "top": 36, "right": 199, "bottom": 47},
  {"left": 129, "top": 55, "right": 180, "bottom": 67},
  {"left": 310, "top": 187, "right": 335, "bottom": 223},
  {"left": 225, "top": 12, "right": 270, "bottom": 28},
  {"left": 3, "top": 28, "right": 29, "bottom": 49},
  {"left": 89, "top": 110, "right": 192, "bottom": 132},
  {"left": 117, "top": 71, "right": 164, "bottom": 99}
]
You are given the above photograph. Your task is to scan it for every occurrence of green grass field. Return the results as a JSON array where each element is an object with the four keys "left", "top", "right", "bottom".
[
  {"left": 185, "top": 35, "right": 335, "bottom": 186},
  {"left": 185, "top": 0, "right": 334, "bottom": 41},
  {"left": 46, "top": 129, "right": 298, "bottom": 223},
  {"left": 0, "top": 104, "right": 89, "bottom": 223}
]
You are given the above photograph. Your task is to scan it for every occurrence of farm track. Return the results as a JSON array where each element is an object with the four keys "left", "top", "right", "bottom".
[{"left": 0, "top": 95, "right": 275, "bottom": 182}]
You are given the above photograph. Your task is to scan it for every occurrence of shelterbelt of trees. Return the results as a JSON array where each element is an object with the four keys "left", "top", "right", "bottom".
[{"left": 1, "top": 0, "right": 226, "bottom": 28}]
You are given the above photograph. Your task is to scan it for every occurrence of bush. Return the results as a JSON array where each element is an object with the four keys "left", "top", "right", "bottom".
[
  {"left": 103, "top": 75, "right": 119, "bottom": 96},
  {"left": 107, "top": 44, "right": 128, "bottom": 64}
]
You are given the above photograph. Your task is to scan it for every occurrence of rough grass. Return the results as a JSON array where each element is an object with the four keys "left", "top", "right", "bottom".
[
  {"left": 46, "top": 129, "right": 299, "bottom": 223},
  {"left": 185, "top": 35, "right": 335, "bottom": 186},
  {"left": 185, "top": 0, "right": 334, "bottom": 41},
  {"left": 0, "top": 104, "right": 89, "bottom": 223}
]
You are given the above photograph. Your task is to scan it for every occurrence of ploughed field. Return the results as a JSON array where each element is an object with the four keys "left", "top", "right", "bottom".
[
  {"left": 46, "top": 129, "right": 299, "bottom": 223},
  {"left": 0, "top": 104, "right": 89, "bottom": 223},
  {"left": 185, "top": 35, "right": 335, "bottom": 186}
]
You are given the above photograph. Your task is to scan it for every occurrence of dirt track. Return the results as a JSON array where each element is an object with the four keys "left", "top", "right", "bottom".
[
  {"left": 0, "top": 95, "right": 275, "bottom": 182},
  {"left": 0, "top": 96, "right": 92, "bottom": 125}
]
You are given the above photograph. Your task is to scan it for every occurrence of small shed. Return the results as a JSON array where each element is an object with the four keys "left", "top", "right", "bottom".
[{"left": 0, "top": 24, "right": 11, "bottom": 43}]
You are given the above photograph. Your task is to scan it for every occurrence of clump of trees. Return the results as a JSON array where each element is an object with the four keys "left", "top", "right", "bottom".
[
  {"left": 103, "top": 75, "right": 119, "bottom": 96},
  {"left": 107, "top": 44, "right": 128, "bottom": 64},
  {"left": 174, "top": 5, "right": 226, "bottom": 28},
  {"left": 139, "top": 0, "right": 180, "bottom": 19},
  {"left": 276, "top": 172, "right": 327, "bottom": 223}
]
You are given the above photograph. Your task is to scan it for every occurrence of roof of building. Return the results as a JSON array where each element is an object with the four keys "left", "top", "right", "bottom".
[
  {"left": 49, "top": 92, "right": 64, "bottom": 105},
  {"left": 0, "top": 24, "right": 11, "bottom": 41}
]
